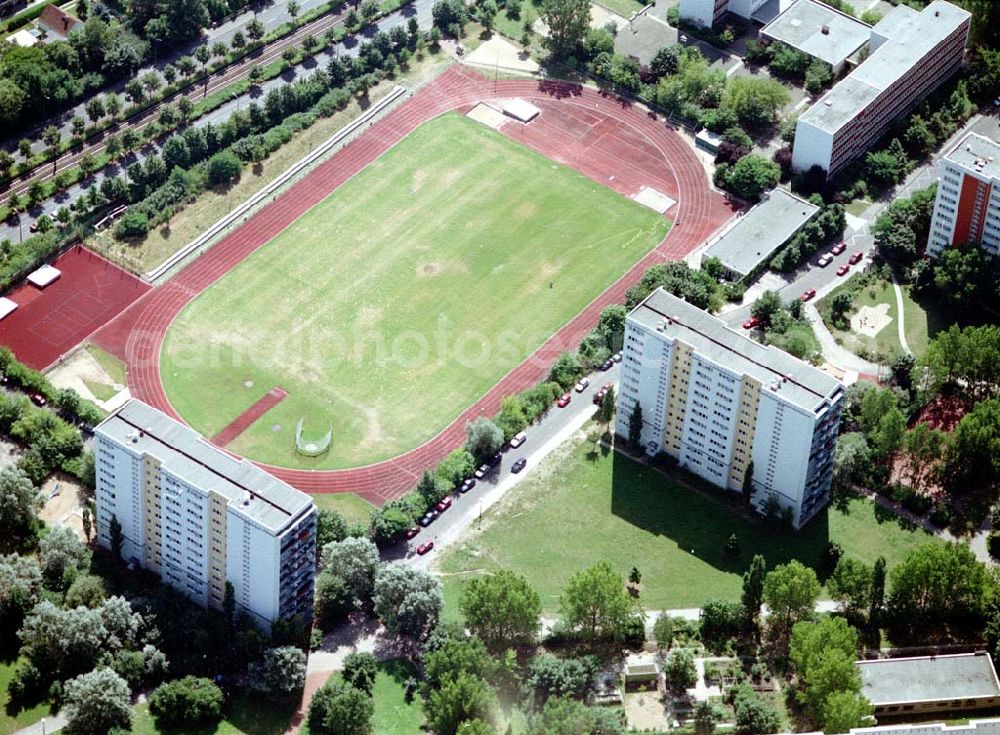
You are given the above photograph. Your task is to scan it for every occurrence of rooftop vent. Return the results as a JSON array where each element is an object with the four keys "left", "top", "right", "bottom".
[
  {"left": 128, "top": 429, "right": 140, "bottom": 444},
  {"left": 824, "top": 100, "right": 833, "bottom": 106},
  {"left": 821, "top": 24, "right": 830, "bottom": 34},
  {"left": 240, "top": 491, "right": 252, "bottom": 508}
]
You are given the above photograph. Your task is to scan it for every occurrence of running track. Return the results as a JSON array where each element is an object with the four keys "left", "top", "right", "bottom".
[{"left": 92, "top": 66, "right": 736, "bottom": 505}]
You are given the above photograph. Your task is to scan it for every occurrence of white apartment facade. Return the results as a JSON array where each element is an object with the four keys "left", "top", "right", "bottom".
[
  {"left": 927, "top": 133, "right": 1000, "bottom": 259},
  {"left": 615, "top": 289, "right": 844, "bottom": 528},
  {"left": 792, "top": 0, "right": 970, "bottom": 177},
  {"left": 95, "top": 400, "right": 317, "bottom": 628},
  {"left": 679, "top": 0, "right": 771, "bottom": 28}
]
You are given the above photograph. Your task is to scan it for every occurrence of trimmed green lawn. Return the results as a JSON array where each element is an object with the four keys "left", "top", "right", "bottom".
[
  {"left": 131, "top": 690, "right": 298, "bottom": 735},
  {"left": 162, "top": 113, "right": 668, "bottom": 470},
  {"left": 436, "top": 438, "right": 940, "bottom": 614},
  {"left": 87, "top": 343, "right": 127, "bottom": 385},
  {"left": 0, "top": 658, "right": 56, "bottom": 735},
  {"left": 310, "top": 492, "right": 375, "bottom": 526}
]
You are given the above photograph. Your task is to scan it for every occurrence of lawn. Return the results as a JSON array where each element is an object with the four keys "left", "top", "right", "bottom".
[
  {"left": 310, "top": 492, "right": 375, "bottom": 526},
  {"left": 436, "top": 437, "right": 940, "bottom": 614},
  {"left": 0, "top": 658, "right": 55, "bottom": 735},
  {"left": 161, "top": 113, "right": 669, "bottom": 469}
]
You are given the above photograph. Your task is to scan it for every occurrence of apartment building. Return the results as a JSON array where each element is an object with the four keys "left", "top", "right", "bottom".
[
  {"left": 615, "top": 289, "right": 844, "bottom": 528},
  {"left": 927, "top": 133, "right": 1000, "bottom": 259},
  {"left": 94, "top": 399, "right": 317, "bottom": 628},
  {"left": 679, "top": 0, "right": 773, "bottom": 29},
  {"left": 792, "top": 0, "right": 970, "bottom": 177}
]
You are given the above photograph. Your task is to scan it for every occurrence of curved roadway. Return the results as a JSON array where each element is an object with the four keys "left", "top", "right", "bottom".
[{"left": 93, "top": 65, "right": 734, "bottom": 505}]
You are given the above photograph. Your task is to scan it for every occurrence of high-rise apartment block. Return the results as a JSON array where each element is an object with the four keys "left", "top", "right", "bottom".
[
  {"left": 94, "top": 400, "right": 317, "bottom": 628},
  {"left": 792, "top": 0, "right": 970, "bottom": 176},
  {"left": 927, "top": 133, "right": 1000, "bottom": 259},
  {"left": 615, "top": 289, "right": 844, "bottom": 528},
  {"left": 679, "top": 0, "right": 771, "bottom": 29}
]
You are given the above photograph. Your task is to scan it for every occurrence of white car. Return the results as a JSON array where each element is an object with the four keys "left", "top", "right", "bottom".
[
  {"left": 510, "top": 431, "right": 527, "bottom": 449},
  {"left": 817, "top": 253, "right": 834, "bottom": 267},
  {"left": 574, "top": 378, "right": 590, "bottom": 393}
]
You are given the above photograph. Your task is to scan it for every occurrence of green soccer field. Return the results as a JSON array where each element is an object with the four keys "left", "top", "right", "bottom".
[{"left": 161, "top": 113, "right": 669, "bottom": 469}]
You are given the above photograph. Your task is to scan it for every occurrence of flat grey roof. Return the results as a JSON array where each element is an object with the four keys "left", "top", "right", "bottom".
[
  {"left": 858, "top": 654, "right": 1000, "bottom": 706},
  {"left": 629, "top": 289, "right": 843, "bottom": 414},
  {"left": 702, "top": 188, "right": 818, "bottom": 278},
  {"left": 97, "top": 400, "right": 314, "bottom": 534},
  {"left": 760, "top": 0, "right": 871, "bottom": 68},
  {"left": 946, "top": 133, "right": 1000, "bottom": 182},
  {"left": 800, "top": 0, "right": 970, "bottom": 134},
  {"left": 853, "top": 720, "right": 1000, "bottom": 735}
]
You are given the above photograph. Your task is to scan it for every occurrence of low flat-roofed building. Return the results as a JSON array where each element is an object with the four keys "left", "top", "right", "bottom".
[
  {"left": 848, "top": 719, "right": 1000, "bottom": 735},
  {"left": 701, "top": 188, "right": 819, "bottom": 281},
  {"left": 760, "top": 0, "right": 871, "bottom": 74},
  {"left": 858, "top": 653, "right": 1000, "bottom": 718}
]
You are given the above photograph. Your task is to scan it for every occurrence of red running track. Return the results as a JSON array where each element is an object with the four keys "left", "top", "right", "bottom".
[
  {"left": 0, "top": 245, "right": 150, "bottom": 371},
  {"left": 212, "top": 386, "right": 288, "bottom": 446},
  {"left": 92, "top": 66, "right": 737, "bottom": 505}
]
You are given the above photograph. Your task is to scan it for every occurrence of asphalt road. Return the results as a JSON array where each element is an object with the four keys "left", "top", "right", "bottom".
[{"left": 401, "top": 361, "right": 622, "bottom": 564}]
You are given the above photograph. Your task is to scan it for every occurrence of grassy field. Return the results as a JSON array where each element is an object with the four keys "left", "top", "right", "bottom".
[
  {"left": 162, "top": 113, "right": 669, "bottom": 469},
  {"left": 818, "top": 276, "right": 906, "bottom": 360},
  {"left": 131, "top": 690, "right": 298, "bottom": 735},
  {"left": 310, "top": 492, "right": 375, "bottom": 526},
  {"left": 0, "top": 658, "right": 55, "bottom": 735},
  {"left": 436, "top": 437, "right": 940, "bottom": 614}
]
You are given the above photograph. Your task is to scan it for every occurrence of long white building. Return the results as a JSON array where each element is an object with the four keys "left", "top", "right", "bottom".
[
  {"left": 615, "top": 289, "right": 844, "bottom": 528},
  {"left": 94, "top": 400, "right": 317, "bottom": 628},
  {"left": 792, "top": 0, "right": 970, "bottom": 177},
  {"left": 927, "top": 133, "right": 1000, "bottom": 259}
]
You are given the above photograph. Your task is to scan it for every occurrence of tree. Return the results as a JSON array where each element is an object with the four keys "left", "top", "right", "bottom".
[
  {"left": 0, "top": 554, "right": 42, "bottom": 647},
  {"left": 821, "top": 690, "right": 873, "bottom": 733},
  {"left": 308, "top": 681, "right": 373, "bottom": 735},
  {"left": 664, "top": 647, "right": 697, "bottom": 691},
  {"left": 627, "top": 401, "right": 643, "bottom": 450},
  {"left": 762, "top": 561, "right": 819, "bottom": 640},
  {"left": 699, "top": 599, "right": 743, "bottom": 650},
  {"left": 343, "top": 651, "right": 377, "bottom": 694},
  {"left": 740, "top": 554, "right": 766, "bottom": 630},
  {"left": 651, "top": 44, "right": 682, "bottom": 79},
  {"left": 865, "top": 139, "right": 908, "bottom": 187},
  {"left": 43, "top": 125, "right": 61, "bottom": 173},
  {"left": 258, "top": 646, "right": 306, "bottom": 694},
  {"left": 540, "top": 0, "right": 590, "bottom": 58},
  {"left": 320, "top": 537, "right": 379, "bottom": 607},
  {"left": 288, "top": 0, "right": 301, "bottom": 19},
  {"left": 148, "top": 676, "right": 224, "bottom": 728},
  {"left": 105, "top": 93, "right": 122, "bottom": 119},
  {"left": 828, "top": 557, "right": 871, "bottom": 619},
  {"left": 316, "top": 509, "right": 349, "bottom": 550},
  {"left": 732, "top": 684, "right": 780, "bottom": 735},
  {"left": 460, "top": 570, "right": 541, "bottom": 651},
  {"left": 373, "top": 564, "right": 442, "bottom": 638},
  {"left": 247, "top": 18, "right": 265, "bottom": 42},
  {"left": 598, "top": 385, "right": 616, "bottom": 425},
  {"left": 694, "top": 700, "right": 718, "bottom": 735},
  {"left": 721, "top": 76, "right": 790, "bottom": 128},
  {"left": 559, "top": 561, "right": 637, "bottom": 641},
  {"left": 653, "top": 612, "right": 674, "bottom": 649},
  {"left": 790, "top": 616, "right": 860, "bottom": 714},
  {"left": 39, "top": 526, "right": 86, "bottom": 589},
  {"left": 426, "top": 672, "right": 496, "bottom": 735},
  {"left": 750, "top": 290, "right": 783, "bottom": 329},
  {"left": 720, "top": 155, "right": 780, "bottom": 201},
  {"left": 548, "top": 350, "right": 582, "bottom": 389},
  {"left": 458, "top": 721, "right": 497, "bottom": 735},
  {"left": 803, "top": 59, "right": 832, "bottom": 93},
  {"left": 945, "top": 399, "right": 1000, "bottom": 494},
  {"left": 526, "top": 697, "right": 624, "bottom": 735},
  {"left": 207, "top": 150, "right": 242, "bottom": 186},
  {"left": 63, "top": 668, "right": 131, "bottom": 735},
  {"left": 465, "top": 416, "right": 503, "bottom": 464},
  {"left": 0, "top": 466, "right": 41, "bottom": 553},
  {"left": 888, "top": 542, "right": 990, "bottom": 628},
  {"left": 84, "top": 96, "right": 105, "bottom": 123},
  {"left": 527, "top": 653, "right": 595, "bottom": 702},
  {"left": 830, "top": 291, "right": 853, "bottom": 325},
  {"left": 432, "top": 0, "right": 468, "bottom": 31},
  {"left": 477, "top": 0, "right": 498, "bottom": 31},
  {"left": 65, "top": 574, "right": 106, "bottom": 609}
]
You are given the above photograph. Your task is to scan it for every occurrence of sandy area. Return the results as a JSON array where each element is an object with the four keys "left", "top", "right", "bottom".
[
  {"left": 466, "top": 102, "right": 508, "bottom": 129},
  {"left": 46, "top": 345, "right": 127, "bottom": 409},
  {"left": 39, "top": 475, "right": 88, "bottom": 541},
  {"left": 0, "top": 436, "right": 22, "bottom": 470},
  {"left": 624, "top": 691, "right": 670, "bottom": 731},
  {"left": 464, "top": 35, "right": 540, "bottom": 73},
  {"left": 851, "top": 302, "right": 892, "bottom": 337}
]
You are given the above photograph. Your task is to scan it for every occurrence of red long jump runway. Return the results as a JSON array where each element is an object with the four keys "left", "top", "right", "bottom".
[
  {"left": 212, "top": 386, "right": 288, "bottom": 447},
  {"left": 92, "top": 66, "right": 736, "bottom": 506},
  {"left": 0, "top": 245, "right": 150, "bottom": 371}
]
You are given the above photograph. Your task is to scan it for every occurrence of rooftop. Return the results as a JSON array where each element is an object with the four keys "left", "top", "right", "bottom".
[
  {"left": 852, "top": 720, "right": 1000, "bottom": 735},
  {"left": 945, "top": 133, "right": 1000, "bottom": 181},
  {"left": 702, "top": 188, "right": 819, "bottom": 278},
  {"left": 96, "top": 400, "right": 314, "bottom": 534},
  {"left": 38, "top": 4, "right": 82, "bottom": 35},
  {"left": 628, "top": 289, "right": 843, "bottom": 414},
  {"left": 760, "top": 0, "right": 871, "bottom": 68},
  {"left": 857, "top": 653, "right": 1000, "bottom": 706},
  {"left": 800, "top": 0, "right": 970, "bottom": 134}
]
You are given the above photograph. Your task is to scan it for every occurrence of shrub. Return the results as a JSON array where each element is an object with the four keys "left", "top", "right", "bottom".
[
  {"left": 148, "top": 676, "right": 224, "bottom": 728},
  {"left": 206, "top": 150, "right": 243, "bottom": 187}
]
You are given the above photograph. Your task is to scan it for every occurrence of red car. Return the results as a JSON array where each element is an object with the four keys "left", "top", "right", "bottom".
[
  {"left": 29, "top": 393, "right": 47, "bottom": 407},
  {"left": 831, "top": 242, "right": 846, "bottom": 255},
  {"left": 849, "top": 251, "right": 863, "bottom": 265},
  {"left": 837, "top": 263, "right": 850, "bottom": 276},
  {"left": 800, "top": 288, "right": 817, "bottom": 302},
  {"left": 436, "top": 497, "right": 452, "bottom": 512},
  {"left": 557, "top": 393, "right": 571, "bottom": 408},
  {"left": 742, "top": 316, "right": 760, "bottom": 329},
  {"left": 405, "top": 527, "right": 419, "bottom": 540},
  {"left": 416, "top": 541, "right": 434, "bottom": 555}
]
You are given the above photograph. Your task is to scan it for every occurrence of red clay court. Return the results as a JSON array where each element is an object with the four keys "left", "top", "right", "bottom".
[
  {"left": 0, "top": 245, "right": 149, "bottom": 370},
  {"left": 93, "top": 66, "right": 736, "bottom": 504}
]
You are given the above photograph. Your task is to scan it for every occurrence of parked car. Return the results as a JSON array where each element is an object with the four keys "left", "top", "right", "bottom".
[
  {"left": 459, "top": 478, "right": 476, "bottom": 493},
  {"left": 28, "top": 221, "right": 39, "bottom": 233},
  {"left": 831, "top": 242, "right": 846, "bottom": 255},
  {"left": 405, "top": 527, "right": 419, "bottom": 540},
  {"left": 416, "top": 541, "right": 434, "bottom": 555},
  {"left": 418, "top": 510, "right": 439, "bottom": 527},
  {"left": 742, "top": 316, "right": 760, "bottom": 330},
  {"left": 800, "top": 288, "right": 817, "bottom": 302},
  {"left": 849, "top": 251, "right": 864, "bottom": 265},
  {"left": 474, "top": 464, "right": 491, "bottom": 479},
  {"left": 601, "top": 357, "right": 614, "bottom": 371},
  {"left": 511, "top": 458, "right": 527, "bottom": 473},
  {"left": 612, "top": 352, "right": 622, "bottom": 363},
  {"left": 574, "top": 378, "right": 590, "bottom": 393},
  {"left": 837, "top": 263, "right": 850, "bottom": 276},
  {"left": 818, "top": 253, "right": 834, "bottom": 267},
  {"left": 510, "top": 431, "right": 527, "bottom": 449},
  {"left": 593, "top": 387, "right": 607, "bottom": 405},
  {"left": 557, "top": 393, "right": 571, "bottom": 408},
  {"left": 436, "top": 497, "right": 452, "bottom": 512},
  {"left": 29, "top": 393, "right": 46, "bottom": 407}
]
